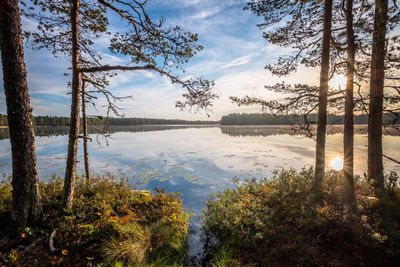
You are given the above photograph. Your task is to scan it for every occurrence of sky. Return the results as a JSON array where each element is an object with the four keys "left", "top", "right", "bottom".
[{"left": 0, "top": 0, "right": 328, "bottom": 121}]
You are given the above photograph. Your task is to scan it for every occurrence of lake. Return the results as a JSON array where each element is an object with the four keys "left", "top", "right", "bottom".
[{"left": 0, "top": 125, "right": 399, "bottom": 256}]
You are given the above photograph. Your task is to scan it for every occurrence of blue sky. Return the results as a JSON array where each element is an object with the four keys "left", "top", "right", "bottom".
[{"left": 0, "top": 0, "right": 322, "bottom": 120}]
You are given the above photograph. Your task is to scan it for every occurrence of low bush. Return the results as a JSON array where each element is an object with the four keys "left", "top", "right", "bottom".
[
  {"left": 203, "top": 168, "right": 400, "bottom": 266},
  {"left": 0, "top": 175, "right": 189, "bottom": 266}
]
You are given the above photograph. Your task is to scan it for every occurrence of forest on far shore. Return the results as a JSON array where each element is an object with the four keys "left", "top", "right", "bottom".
[
  {"left": 1, "top": 112, "right": 398, "bottom": 127},
  {"left": 0, "top": 113, "right": 218, "bottom": 126},
  {"left": 220, "top": 113, "right": 400, "bottom": 125}
]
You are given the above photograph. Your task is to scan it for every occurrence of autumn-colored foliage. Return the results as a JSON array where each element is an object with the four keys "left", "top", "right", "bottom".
[
  {"left": 0, "top": 175, "right": 189, "bottom": 266},
  {"left": 203, "top": 169, "right": 400, "bottom": 266}
]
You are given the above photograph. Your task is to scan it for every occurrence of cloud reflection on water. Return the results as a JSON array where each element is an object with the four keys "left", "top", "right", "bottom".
[{"left": 0, "top": 125, "right": 398, "bottom": 256}]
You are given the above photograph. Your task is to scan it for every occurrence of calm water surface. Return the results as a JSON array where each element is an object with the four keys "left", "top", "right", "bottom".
[{"left": 0, "top": 125, "right": 399, "bottom": 256}]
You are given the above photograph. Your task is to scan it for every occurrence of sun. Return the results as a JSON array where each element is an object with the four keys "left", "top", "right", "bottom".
[
  {"left": 330, "top": 157, "right": 344, "bottom": 171},
  {"left": 329, "top": 74, "right": 346, "bottom": 90}
]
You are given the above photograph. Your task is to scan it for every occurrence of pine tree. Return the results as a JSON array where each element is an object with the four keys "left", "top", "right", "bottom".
[
  {"left": 0, "top": 0, "right": 41, "bottom": 228},
  {"left": 25, "top": 0, "right": 216, "bottom": 209}
]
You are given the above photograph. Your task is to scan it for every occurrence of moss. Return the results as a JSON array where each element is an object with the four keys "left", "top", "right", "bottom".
[
  {"left": 203, "top": 168, "right": 400, "bottom": 266},
  {"left": 0, "top": 174, "right": 189, "bottom": 266},
  {"left": 0, "top": 178, "right": 12, "bottom": 226}
]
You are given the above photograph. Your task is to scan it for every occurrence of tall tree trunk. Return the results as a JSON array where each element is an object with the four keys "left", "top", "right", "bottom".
[
  {"left": 0, "top": 0, "right": 41, "bottom": 228},
  {"left": 368, "top": 0, "right": 388, "bottom": 197},
  {"left": 313, "top": 0, "right": 333, "bottom": 201},
  {"left": 62, "top": 0, "right": 81, "bottom": 210},
  {"left": 81, "top": 79, "right": 90, "bottom": 181},
  {"left": 343, "top": 0, "right": 355, "bottom": 205}
]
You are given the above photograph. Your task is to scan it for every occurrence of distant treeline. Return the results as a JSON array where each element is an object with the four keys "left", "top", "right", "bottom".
[
  {"left": 0, "top": 114, "right": 218, "bottom": 126},
  {"left": 1, "top": 113, "right": 398, "bottom": 127},
  {"left": 0, "top": 125, "right": 217, "bottom": 140},
  {"left": 220, "top": 113, "right": 400, "bottom": 125}
]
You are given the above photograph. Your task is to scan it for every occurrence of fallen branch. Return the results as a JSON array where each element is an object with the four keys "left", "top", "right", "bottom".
[
  {"left": 49, "top": 229, "right": 58, "bottom": 252},
  {"left": 78, "top": 135, "right": 92, "bottom": 141},
  {"left": 383, "top": 154, "right": 400, "bottom": 165}
]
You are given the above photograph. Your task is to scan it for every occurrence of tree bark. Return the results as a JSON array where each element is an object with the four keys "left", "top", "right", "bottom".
[
  {"left": 368, "top": 0, "right": 388, "bottom": 197},
  {"left": 313, "top": 0, "right": 333, "bottom": 201},
  {"left": 343, "top": 0, "right": 355, "bottom": 205},
  {"left": 0, "top": 0, "right": 41, "bottom": 228},
  {"left": 81, "top": 80, "right": 90, "bottom": 181},
  {"left": 62, "top": 0, "right": 81, "bottom": 210}
]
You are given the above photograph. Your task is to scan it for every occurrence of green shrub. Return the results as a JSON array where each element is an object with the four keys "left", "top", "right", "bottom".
[
  {"left": 0, "top": 174, "right": 190, "bottom": 266},
  {"left": 203, "top": 168, "right": 400, "bottom": 266},
  {"left": 0, "top": 178, "right": 12, "bottom": 226}
]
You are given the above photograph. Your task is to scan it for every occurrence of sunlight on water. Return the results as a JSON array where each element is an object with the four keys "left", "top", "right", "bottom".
[
  {"left": 330, "top": 157, "right": 344, "bottom": 170},
  {"left": 0, "top": 125, "right": 398, "bottom": 256}
]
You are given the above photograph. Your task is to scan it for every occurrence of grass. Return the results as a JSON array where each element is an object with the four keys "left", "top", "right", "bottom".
[
  {"left": 202, "top": 168, "right": 400, "bottom": 266},
  {"left": 0, "top": 174, "right": 190, "bottom": 266},
  {"left": 2, "top": 168, "right": 399, "bottom": 266}
]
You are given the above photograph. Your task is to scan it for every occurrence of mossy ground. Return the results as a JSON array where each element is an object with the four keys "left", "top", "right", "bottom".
[
  {"left": 2, "top": 169, "right": 400, "bottom": 266},
  {"left": 0, "top": 175, "right": 189, "bottom": 266},
  {"left": 203, "top": 169, "right": 400, "bottom": 266}
]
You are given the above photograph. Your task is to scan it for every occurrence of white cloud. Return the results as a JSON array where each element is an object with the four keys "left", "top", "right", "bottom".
[
  {"left": 190, "top": 6, "right": 222, "bottom": 20},
  {"left": 13, "top": 0, "right": 322, "bottom": 121},
  {"left": 101, "top": 54, "right": 124, "bottom": 65},
  {"left": 33, "top": 102, "right": 70, "bottom": 115},
  {"left": 138, "top": 70, "right": 155, "bottom": 79},
  {"left": 219, "top": 51, "right": 259, "bottom": 69},
  {"left": 21, "top": 16, "right": 39, "bottom": 32}
]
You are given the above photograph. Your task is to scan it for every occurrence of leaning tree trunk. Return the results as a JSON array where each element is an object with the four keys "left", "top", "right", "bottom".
[
  {"left": 343, "top": 0, "right": 355, "bottom": 205},
  {"left": 313, "top": 0, "right": 333, "bottom": 202},
  {"left": 81, "top": 79, "right": 90, "bottom": 181},
  {"left": 368, "top": 0, "right": 388, "bottom": 197},
  {"left": 0, "top": 0, "right": 41, "bottom": 228},
  {"left": 62, "top": 0, "right": 81, "bottom": 210}
]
